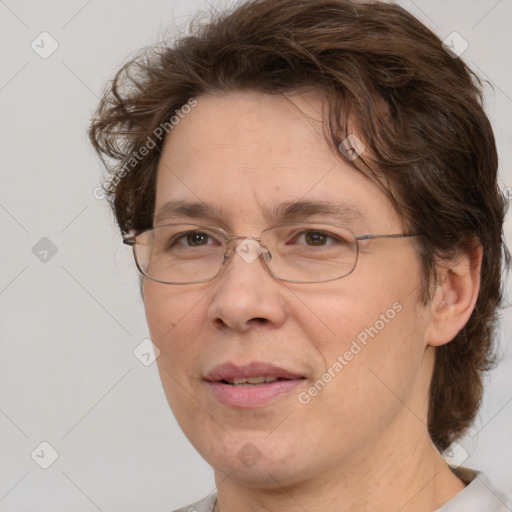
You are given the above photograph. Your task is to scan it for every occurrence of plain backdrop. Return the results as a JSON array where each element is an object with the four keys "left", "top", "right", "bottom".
[{"left": 0, "top": 0, "right": 511, "bottom": 510}]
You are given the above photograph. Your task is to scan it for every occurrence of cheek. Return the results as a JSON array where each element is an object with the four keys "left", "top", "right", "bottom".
[
  {"left": 291, "top": 276, "right": 406, "bottom": 356},
  {"left": 143, "top": 282, "right": 209, "bottom": 369},
  {"left": 292, "top": 264, "right": 425, "bottom": 399},
  {"left": 143, "top": 283, "right": 211, "bottom": 427}
]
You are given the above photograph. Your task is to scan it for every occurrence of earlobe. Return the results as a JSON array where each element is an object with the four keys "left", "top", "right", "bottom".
[{"left": 426, "top": 244, "right": 483, "bottom": 347}]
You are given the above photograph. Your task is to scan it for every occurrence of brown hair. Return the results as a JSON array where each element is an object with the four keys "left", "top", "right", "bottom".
[{"left": 89, "top": 0, "right": 510, "bottom": 451}]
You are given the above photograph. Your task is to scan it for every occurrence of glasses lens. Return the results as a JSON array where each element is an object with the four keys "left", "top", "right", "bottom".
[
  {"left": 134, "top": 224, "right": 226, "bottom": 284},
  {"left": 261, "top": 223, "right": 357, "bottom": 282}
]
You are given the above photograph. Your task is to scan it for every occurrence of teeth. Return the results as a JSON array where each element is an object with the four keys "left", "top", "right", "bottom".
[
  {"left": 231, "top": 376, "right": 279, "bottom": 386},
  {"left": 246, "top": 376, "right": 266, "bottom": 384}
]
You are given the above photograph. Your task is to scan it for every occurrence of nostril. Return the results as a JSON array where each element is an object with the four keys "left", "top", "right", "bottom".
[{"left": 213, "top": 317, "right": 228, "bottom": 329}]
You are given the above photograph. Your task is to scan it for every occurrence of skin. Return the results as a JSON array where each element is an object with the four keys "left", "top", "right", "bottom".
[{"left": 143, "top": 90, "right": 482, "bottom": 511}]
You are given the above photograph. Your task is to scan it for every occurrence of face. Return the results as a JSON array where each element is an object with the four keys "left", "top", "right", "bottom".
[{"left": 144, "top": 90, "right": 434, "bottom": 488}]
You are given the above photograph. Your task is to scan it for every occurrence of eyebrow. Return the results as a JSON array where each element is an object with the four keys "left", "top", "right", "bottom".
[
  {"left": 274, "top": 200, "right": 367, "bottom": 224},
  {"left": 154, "top": 199, "right": 368, "bottom": 226}
]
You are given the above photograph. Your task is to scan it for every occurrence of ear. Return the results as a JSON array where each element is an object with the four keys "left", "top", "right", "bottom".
[{"left": 425, "top": 244, "right": 483, "bottom": 347}]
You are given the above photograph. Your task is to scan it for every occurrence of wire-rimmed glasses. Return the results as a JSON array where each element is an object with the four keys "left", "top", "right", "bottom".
[{"left": 123, "top": 222, "right": 421, "bottom": 284}]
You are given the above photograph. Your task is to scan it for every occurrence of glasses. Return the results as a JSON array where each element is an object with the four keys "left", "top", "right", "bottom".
[{"left": 123, "top": 222, "right": 421, "bottom": 285}]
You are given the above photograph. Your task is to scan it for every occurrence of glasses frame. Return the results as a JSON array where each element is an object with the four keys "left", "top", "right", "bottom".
[{"left": 123, "top": 222, "right": 422, "bottom": 285}]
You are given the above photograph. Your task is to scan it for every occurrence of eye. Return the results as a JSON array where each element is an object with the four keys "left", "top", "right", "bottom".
[
  {"left": 175, "top": 231, "right": 219, "bottom": 247},
  {"left": 303, "top": 231, "right": 330, "bottom": 246},
  {"left": 291, "top": 230, "right": 341, "bottom": 247}
]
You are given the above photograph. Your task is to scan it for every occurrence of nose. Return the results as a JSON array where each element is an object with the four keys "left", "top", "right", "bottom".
[{"left": 207, "top": 237, "right": 286, "bottom": 332}]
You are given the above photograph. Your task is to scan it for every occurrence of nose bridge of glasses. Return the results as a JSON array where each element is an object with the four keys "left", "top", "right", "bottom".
[{"left": 230, "top": 236, "right": 266, "bottom": 265}]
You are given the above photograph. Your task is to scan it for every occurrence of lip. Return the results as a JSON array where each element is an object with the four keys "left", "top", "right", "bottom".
[
  {"left": 206, "top": 362, "right": 305, "bottom": 382},
  {"left": 205, "top": 362, "right": 306, "bottom": 408}
]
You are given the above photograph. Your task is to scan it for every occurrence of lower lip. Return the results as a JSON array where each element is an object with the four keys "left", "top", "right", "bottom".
[{"left": 206, "top": 379, "right": 304, "bottom": 407}]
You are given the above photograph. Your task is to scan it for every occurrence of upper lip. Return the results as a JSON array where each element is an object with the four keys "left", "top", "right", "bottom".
[{"left": 205, "top": 362, "right": 305, "bottom": 382}]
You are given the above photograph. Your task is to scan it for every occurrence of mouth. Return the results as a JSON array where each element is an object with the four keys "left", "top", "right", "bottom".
[
  {"left": 205, "top": 362, "right": 306, "bottom": 407},
  {"left": 220, "top": 376, "right": 293, "bottom": 386}
]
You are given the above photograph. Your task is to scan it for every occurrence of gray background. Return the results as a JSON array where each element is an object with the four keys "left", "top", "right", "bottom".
[{"left": 0, "top": 0, "right": 510, "bottom": 510}]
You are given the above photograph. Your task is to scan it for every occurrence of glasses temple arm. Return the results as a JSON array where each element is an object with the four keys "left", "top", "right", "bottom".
[{"left": 356, "top": 233, "right": 423, "bottom": 241}]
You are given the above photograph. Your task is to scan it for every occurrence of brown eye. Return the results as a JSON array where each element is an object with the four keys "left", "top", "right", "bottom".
[
  {"left": 287, "top": 229, "right": 349, "bottom": 248},
  {"left": 185, "top": 232, "right": 210, "bottom": 246},
  {"left": 304, "top": 231, "right": 329, "bottom": 246}
]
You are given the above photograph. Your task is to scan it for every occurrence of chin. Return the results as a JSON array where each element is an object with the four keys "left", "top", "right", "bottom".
[{"left": 199, "top": 434, "right": 312, "bottom": 488}]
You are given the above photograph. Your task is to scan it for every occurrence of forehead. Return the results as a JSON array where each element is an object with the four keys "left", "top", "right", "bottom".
[{"left": 154, "top": 90, "right": 398, "bottom": 230}]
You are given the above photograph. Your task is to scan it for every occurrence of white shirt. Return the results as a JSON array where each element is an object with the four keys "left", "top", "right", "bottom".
[{"left": 172, "top": 468, "right": 512, "bottom": 512}]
